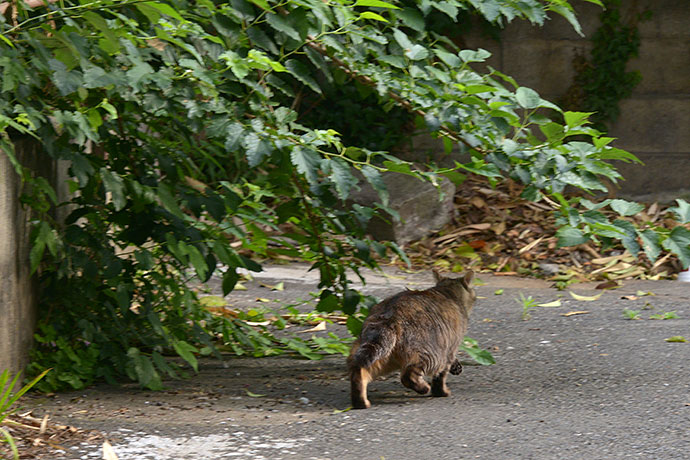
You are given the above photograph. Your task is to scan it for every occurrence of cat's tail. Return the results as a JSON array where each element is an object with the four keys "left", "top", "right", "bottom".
[{"left": 350, "top": 328, "right": 396, "bottom": 369}]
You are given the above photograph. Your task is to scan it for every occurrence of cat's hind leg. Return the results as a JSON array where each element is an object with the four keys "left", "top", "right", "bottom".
[
  {"left": 350, "top": 366, "right": 372, "bottom": 409},
  {"left": 431, "top": 368, "right": 450, "bottom": 397},
  {"left": 401, "top": 365, "right": 430, "bottom": 395}
]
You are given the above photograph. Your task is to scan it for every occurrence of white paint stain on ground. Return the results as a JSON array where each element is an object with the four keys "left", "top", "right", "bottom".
[{"left": 77, "top": 431, "right": 313, "bottom": 460}]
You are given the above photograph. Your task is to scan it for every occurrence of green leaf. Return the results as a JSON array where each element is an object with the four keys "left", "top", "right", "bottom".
[
  {"left": 434, "top": 48, "right": 460, "bottom": 68},
  {"left": 459, "top": 344, "right": 495, "bottom": 366},
  {"left": 665, "top": 336, "right": 687, "bottom": 343},
  {"left": 82, "top": 11, "right": 120, "bottom": 54},
  {"left": 359, "top": 12, "right": 388, "bottom": 22},
  {"left": 597, "top": 147, "right": 642, "bottom": 163},
  {"left": 100, "top": 168, "right": 126, "bottom": 211},
  {"left": 317, "top": 291, "right": 340, "bottom": 313},
  {"left": 564, "top": 111, "right": 593, "bottom": 128},
  {"left": 140, "top": 1, "right": 186, "bottom": 22},
  {"left": 458, "top": 48, "right": 491, "bottom": 63},
  {"left": 405, "top": 44, "right": 429, "bottom": 61},
  {"left": 556, "top": 225, "right": 589, "bottom": 247},
  {"left": 0, "top": 33, "right": 14, "bottom": 49},
  {"left": 432, "top": 1, "right": 458, "bottom": 20},
  {"left": 157, "top": 183, "right": 184, "bottom": 218},
  {"left": 222, "top": 270, "right": 240, "bottom": 296},
  {"left": 285, "top": 59, "right": 322, "bottom": 94},
  {"left": 290, "top": 146, "right": 321, "bottom": 184},
  {"left": 346, "top": 315, "right": 363, "bottom": 337},
  {"left": 668, "top": 199, "right": 690, "bottom": 223},
  {"left": 244, "top": 133, "right": 272, "bottom": 167},
  {"left": 549, "top": 4, "right": 583, "bottom": 37},
  {"left": 266, "top": 13, "right": 301, "bottom": 41},
  {"left": 187, "top": 245, "right": 208, "bottom": 281},
  {"left": 396, "top": 8, "right": 425, "bottom": 32},
  {"left": 173, "top": 340, "right": 199, "bottom": 372},
  {"left": 328, "top": 158, "right": 358, "bottom": 200},
  {"left": 127, "top": 348, "right": 162, "bottom": 390},
  {"left": 515, "top": 87, "right": 541, "bottom": 109},
  {"left": 355, "top": 0, "right": 400, "bottom": 8},
  {"left": 613, "top": 219, "right": 640, "bottom": 256},
  {"left": 361, "top": 165, "right": 389, "bottom": 206},
  {"left": 610, "top": 199, "right": 644, "bottom": 217},
  {"left": 51, "top": 66, "right": 82, "bottom": 96},
  {"left": 662, "top": 226, "right": 690, "bottom": 269},
  {"left": 393, "top": 28, "right": 413, "bottom": 50},
  {"left": 37, "top": 221, "right": 57, "bottom": 257},
  {"left": 247, "top": 0, "right": 270, "bottom": 9}
]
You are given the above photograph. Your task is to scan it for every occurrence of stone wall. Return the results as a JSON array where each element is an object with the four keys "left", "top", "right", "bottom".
[
  {"left": 0, "top": 140, "right": 39, "bottom": 377},
  {"left": 420, "top": 1, "right": 690, "bottom": 202}
]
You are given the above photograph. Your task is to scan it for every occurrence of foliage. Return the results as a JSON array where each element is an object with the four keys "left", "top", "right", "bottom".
[
  {"left": 0, "top": 369, "right": 50, "bottom": 459},
  {"left": 622, "top": 308, "right": 641, "bottom": 320},
  {"left": 516, "top": 293, "right": 538, "bottom": 320},
  {"left": 459, "top": 337, "right": 495, "bottom": 365},
  {"left": 560, "top": 0, "right": 652, "bottom": 130},
  {"left": 0, "top": 0, "right": 687, "bottom": 391},
  {"left": 648, "top": 311, "right": 678, "bottom": 320}
]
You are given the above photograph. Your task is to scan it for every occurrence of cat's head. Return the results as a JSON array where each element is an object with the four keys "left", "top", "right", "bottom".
[{"left": 432, "top": 269, "right": 477, "bottom": 309}]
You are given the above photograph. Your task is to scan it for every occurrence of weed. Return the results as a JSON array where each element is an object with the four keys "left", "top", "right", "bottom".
[
  {"left": 622, "top": 309, "right": 642, "bottom": 320},
  {"left": 649, "top": 311, "right": 679, "bottom": 320},
  {"left": 516, "top": 293, "right": 539, "bottom": 320},
  {"left": 1, "top": 369, "right": 50, "bottom": 459}
]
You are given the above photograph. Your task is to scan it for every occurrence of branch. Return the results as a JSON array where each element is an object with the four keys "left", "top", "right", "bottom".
[
  {"left": 0, "top": 0, "right": 58, "bottom": 15},
  {"left": 305, "top": 38, "right": 488, "bottom": 155}
]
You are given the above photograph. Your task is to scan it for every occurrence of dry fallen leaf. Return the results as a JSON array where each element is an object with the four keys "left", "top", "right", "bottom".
[
  {"left": 245, "top": 321, "right": 270, "bottom": 326},
  {"left": 569, "top": 292, "right": 603, "bottom": 301},
  {"left": 260, "top": 282, "right": 285, "bottom": 291},
  {"left": 621, "top": 295, "right": 639, "bottom": 301},
  {"left": 595, "top": 280, "right": 620, "bottom": 290},
  {"left": 333, "top": 407, "right": 352, "bottom": 414},
  {"left": 103, "top": 440, "right": 119, "bottom": 460},
  {"left": 561, "top": 311, "right": 590, "bottom": 317},
  {"left": 300, "top": 321, "right": 327, "bottom": 333},
  {"left": 519, "top": 236, "right": 545, "bottom": 255},
  {"left": 537, "top": 300, "right": 562, "bottom": 307}
]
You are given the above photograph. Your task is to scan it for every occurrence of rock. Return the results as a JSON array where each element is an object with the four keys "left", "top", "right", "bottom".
[
  {"left": 538, "top": 263, "right": 561, "bottom": 277},
  {"left": 349, "top": 172, "right": 456, "bottom": 246}
]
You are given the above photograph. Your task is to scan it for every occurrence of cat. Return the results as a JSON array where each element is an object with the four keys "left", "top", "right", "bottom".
[{"left": 347, "top": 270, "right": 476, "bottom": 409}]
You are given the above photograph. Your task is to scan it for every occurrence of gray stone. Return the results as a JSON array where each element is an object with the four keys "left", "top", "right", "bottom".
[
  {"left": 538, "top": 263, "right": 562, "bottom": 277},
  {"left": 349, "top": 172, "right": 456, "bottom": 246}
]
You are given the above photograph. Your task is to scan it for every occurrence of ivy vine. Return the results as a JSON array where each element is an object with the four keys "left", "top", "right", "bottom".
[{"left": 560, "top": 0, "right": 652, "bottom": 131}]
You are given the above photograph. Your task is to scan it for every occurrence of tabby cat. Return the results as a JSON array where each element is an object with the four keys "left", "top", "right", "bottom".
[{"left": 348, "top": 270, "right": 476, "bottom": 409}]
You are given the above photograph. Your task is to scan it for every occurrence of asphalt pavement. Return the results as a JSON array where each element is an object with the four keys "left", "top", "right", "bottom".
[{"left": 27, "top": 264, "right": 690, "bottom": 459}]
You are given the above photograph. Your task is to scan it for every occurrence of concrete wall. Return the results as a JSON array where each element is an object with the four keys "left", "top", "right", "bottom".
[
  {"left": 423, "top": 1, "right": 690, "bottom": 201},
  {"left": 0, "top": 140, "right": 39, "bottom": 377}
]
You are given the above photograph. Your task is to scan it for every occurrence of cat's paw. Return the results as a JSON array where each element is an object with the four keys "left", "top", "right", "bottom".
[
  {"left": 413, "top": 382, "right": 431, "bottom": 395},
  {"left": 352, "top": 399, "right": 371, "bottom": 409},
  {"left": 431, "top": 385, "right": 451, "bottom": 397},
  {"left": 449, "top": 359, "right": 463, "bottom": 375}
]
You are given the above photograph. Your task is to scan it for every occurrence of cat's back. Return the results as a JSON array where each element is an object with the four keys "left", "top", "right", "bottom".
[{"left": 365, "top": 288, "right": 459, "bottom": 326}]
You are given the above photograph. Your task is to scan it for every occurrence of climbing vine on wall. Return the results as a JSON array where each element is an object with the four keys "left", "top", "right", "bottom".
[{"left": 560, "top": 0, "right": 652, "bottom": 131}]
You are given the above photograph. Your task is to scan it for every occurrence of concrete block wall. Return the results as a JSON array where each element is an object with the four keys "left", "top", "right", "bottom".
[{"left": 456, "top": 0, "right": 690, "bottom": 201}]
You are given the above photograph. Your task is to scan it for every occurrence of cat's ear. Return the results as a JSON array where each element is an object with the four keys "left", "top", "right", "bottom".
[
  {"left": 432, "top": 269, "right": 443, "bottom": 283},
  {"left": 463, "top": 270, "right": 475, "bottom": 286}
]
